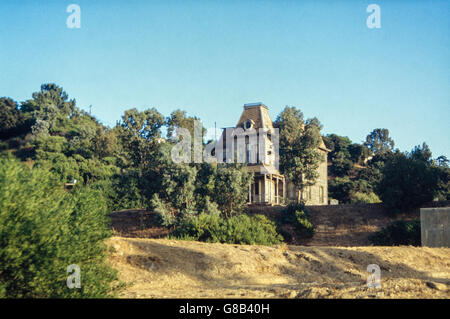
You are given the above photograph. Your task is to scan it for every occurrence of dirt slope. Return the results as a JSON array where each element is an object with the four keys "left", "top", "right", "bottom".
[{"left": 107, "top": 237, "right": 450, "bottom": 298}]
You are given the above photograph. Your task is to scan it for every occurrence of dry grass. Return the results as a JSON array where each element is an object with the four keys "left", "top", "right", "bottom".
[{"left": 107, "top": 236, "right": 450, "bottom": 298}]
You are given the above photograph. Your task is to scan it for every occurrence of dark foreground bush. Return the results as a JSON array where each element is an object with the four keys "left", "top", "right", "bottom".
[
  {"left": 279, "top": 203, "right": 315, "bottom": 239},
  {"left": 369, "top": 219, "right": 421, "bottom": 246},
  {"left": 172, "top": 213, "right": 283, "bottom": 245},
  {"left": 0, "top": 156, "right": 118, "bottom": 298}
]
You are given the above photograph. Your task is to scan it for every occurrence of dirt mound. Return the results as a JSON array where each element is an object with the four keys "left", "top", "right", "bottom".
[{"left": 107, "top": 237, "right": 450, "bottom": 298}]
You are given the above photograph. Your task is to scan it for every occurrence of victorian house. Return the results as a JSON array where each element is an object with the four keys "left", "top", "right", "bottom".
[{"left": 215, "top": 102, "right": 329, "bottom": 206}]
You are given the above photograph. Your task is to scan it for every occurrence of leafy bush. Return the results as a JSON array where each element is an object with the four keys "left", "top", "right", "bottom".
[
  {"left": 173, "top": 213, "right": 283, "bottom": 245},
  {"left": 279, "top": 203, "right": 315, "bottom": 239},
  {"left": 0, "top": 157, "right": 117, "bottom": 297},
  {"left": 172, "top": 211, "right": 222, "bottom": 241},
  {"left": 151, "top": 194, "right": 177, "bottom": 228},
  {"left": 328, "top": 177, "right": 355, "bottom": 203},
  {"left": 0, "top": 141, "right": 8, "bottom": 150},
  {"left": 350, "top": 192, "right": 381, "bottom": 204},
  {"left": 219, "top": 214, "right": 283, "bottom": 245},
  {"left": 110, "top": 169, "right": 144, "bottom": 210},
  {"left": 211, "top": 165, "right": 253, "bottom": 217},
  {"left": 199, "top": 196, "right": 222, "bottom": 216},
  {"left": 293, "top": 210, "right": 315, "bottom": 238},
  {"left": 369, "top": 220, "right": 421, "bottom": 246}
]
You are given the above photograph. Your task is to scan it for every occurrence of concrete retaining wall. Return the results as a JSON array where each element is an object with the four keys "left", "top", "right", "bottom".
[
  {"left": 420, "top": 207, "right": 450, "bottom": 248},
  {"left": 248, "top": 201, "right": 450, "bottom": 246}
]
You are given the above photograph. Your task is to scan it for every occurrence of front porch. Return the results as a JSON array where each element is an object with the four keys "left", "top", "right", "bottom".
[{"left": 247, "top": 173, "right": 285, "bottom": 205}]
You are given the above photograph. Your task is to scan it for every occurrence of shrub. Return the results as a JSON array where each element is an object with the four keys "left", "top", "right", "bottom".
[
  {"left": 0, "top": 157, "right": 117, "bottom": 297},
  {"left": 293, "top": 210, "right": 315, "bottom": 238},
  {"left": 151, "top": 194, "right": 177, "bottom": 228},
  {"left": 7, "top": 137, "right": 22, "bottom": 149},
  {"left": 173, "top": 213, "right": 283, "bottom": 245},
  {"left": 0, "top": 141, "right": 8, "bottom": 150},
  {"left": 280, "top": 203, "right": 315, "bottom": 239},
  {"left": 350, "top": 192, "right": 381, "bottom": 204},
  {"left": 369, "top": 219, "right": 421, "bottom": 246},
  {"left": 219, "top": 214, "right": 283, "bottom": 245},
  {"left": 111, "top": 169, "right": 144, "bottom": 210},
  {"left": 211, "top": 165, "right": 253, "bottom": 217},
  {"left": 173, "top": 211, "right": 222, "bottom": 242},
  {"left": 277, "top": 227, "right": 293, "bottom": 242},
  {"left": 199, "top": 197, "right": 222, "bottom": 216},
  {"left": 328, "top": 177, "right": 354, "bottom": 204}
]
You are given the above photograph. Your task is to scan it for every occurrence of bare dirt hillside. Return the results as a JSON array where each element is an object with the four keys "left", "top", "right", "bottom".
[{"left": 107, "top": 237, "right": 450, "bottom": 298}]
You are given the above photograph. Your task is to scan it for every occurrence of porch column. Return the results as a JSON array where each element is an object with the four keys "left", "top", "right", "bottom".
[
  {"left": 248, "top": 183, "right": 251, "bottom": 204},
  {"left": 269, "top": 174, "right": 272, "bottom": 204},
  {"left": 276, "top": 177, "right": 279, "bottom": 204},
  {"left": 258, "top": 179, "right": 262, "bottom": 203}
]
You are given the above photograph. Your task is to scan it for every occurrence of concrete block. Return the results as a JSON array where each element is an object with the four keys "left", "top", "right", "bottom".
[{"left": 420, "top": 207, "right": 450, "bottom": 247}]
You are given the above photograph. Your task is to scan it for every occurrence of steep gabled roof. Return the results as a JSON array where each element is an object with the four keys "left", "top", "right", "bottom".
[{"left": 236, "top": 103, "right": 274, "bottom": 130}]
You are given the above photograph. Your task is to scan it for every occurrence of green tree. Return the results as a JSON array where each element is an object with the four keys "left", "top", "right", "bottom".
[
  {"left": 166, "top": 109, "right": 207, "bottom": 163},
  {"left": 194, "top": 162, "right": 217, "bottom": 210},
  {"left": 328, "top": 176, "right": 354, "bottom": 203},
  {"left": 211, "top": 164, "right": 253, "bottom": 217},
  {"left": 21, "top": 84, "right": 76, "bottom": 135},
  {"left": 364, "top": 128, "right": 395, "bottom": 155},
  {"left": 434, "top": 156, "right": 450, "bottom": 201},
  {"left": 119, "top": 107, "right": 165, "bottom": 169},
  {"left": 274, "top": 106, "right": 324, "bottom": 201},
  {"left": 148, "top": 142, "right": 198, "bottom": 225},
  {"left": 166, "top": 109, "right": 206, "bottom": 140},
  {"left": 330, "top": 151, "right": 353, "bottom": 177},
  {"left": 0, "top": 97, "right": 31, "bottom": 139},
  {"left": 436, "top": 155, "right": 449, "bottom": 168},
  {"left": 378, "top": 144, "right": 439, "bottom": 212},
  {"left": 348, "top": 143, "right": 371, "bottom": 164},
  {"left": 322, "top": 134, "right": 371, "bottom": 177},
  {"left": 323, "top": 134, "right": 352, "bottom": 160},
  {"left": 0, "top": 156, "right": 117, "bottom": 297}
]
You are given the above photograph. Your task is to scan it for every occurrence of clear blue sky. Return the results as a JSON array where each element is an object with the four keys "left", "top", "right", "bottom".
[{"left": 1, "top": 0, "right": 449, "bottom": 157}]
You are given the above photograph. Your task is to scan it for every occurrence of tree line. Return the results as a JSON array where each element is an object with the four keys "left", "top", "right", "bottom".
[
  {"left": 324, "top": 129, "right": 449, "bottom": 212},
  {"left": 1, "top": 83, "right": 448, "bottom": 215}
]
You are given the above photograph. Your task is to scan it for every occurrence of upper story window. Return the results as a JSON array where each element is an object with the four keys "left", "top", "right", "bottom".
[{"left": 244, "top": 119, "right": 253, "bottom": 130}]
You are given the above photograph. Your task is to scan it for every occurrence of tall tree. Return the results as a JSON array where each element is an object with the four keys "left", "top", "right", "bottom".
[
  {"left": 211, "top": 164, "right": 253, "bottom": 218},
  {"left": 119, "top": 107, "right": 165, "bottom": 168},
  {"left": 348, "top": 143, "right": 371, "bottom": 164},
  {"left": 323, "top": 134, "right": 354, "bottom": 177},
  {"left": 0, "top": 97, "right": 27, "bottom": 139},
  {"left": 364, "top": 128, "right": 395, "bottom": 155},
  {"left": 377, "top": 143, "right": 439, "bottom": 212},
  {"left": 21, "top": 84, "right": 76, "bottom": 130},
  {"left": 274, "top": 106, "right": 324, "bottom": 201}
]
